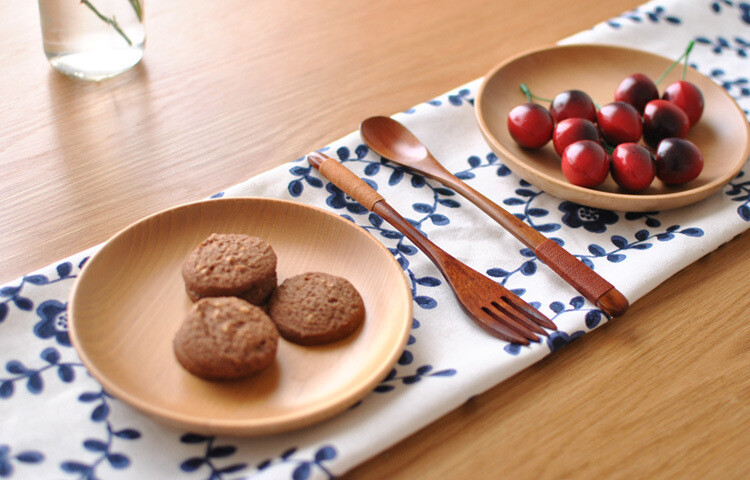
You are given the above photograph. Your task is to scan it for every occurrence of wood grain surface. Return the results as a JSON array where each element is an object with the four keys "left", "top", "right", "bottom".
[{"left": 2, "top": 0, "right": 748, "bottom": 478}]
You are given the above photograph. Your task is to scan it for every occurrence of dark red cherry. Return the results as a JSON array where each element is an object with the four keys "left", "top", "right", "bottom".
[
  {"left": 655, "top": 138, "right": 703, "bottom": 185},
  {"left": 561, "top": 140, "right": 610, "bottom": 188},
  {"left": 614, "top": 73, "right": 659, "bottom": 114},
  {"left": 549, "top": 90, "right": 597, "bottom": 123},
  {"left": 662, "top": 80, "right": 704, "bottom": 126},
  {"left": 611, "top": 143, "right": 656, "bottom": 192},
  {"left": 507, "top": 103, "right": 554, "bottom": 149},
  {"left": 642, "top": 99, "right": 690, "bottom": 148},
  {"left": 553, "top": 118, "right": 600, "bottom": 156},
  {"left": 596, "top": 101, "right": 643, "bottom": 146}
]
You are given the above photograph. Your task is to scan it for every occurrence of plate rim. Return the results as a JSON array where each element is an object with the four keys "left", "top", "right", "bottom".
[
  {"left": 68, "top": 196, "right": 413, "bottom": 435},
  {"left": 475, "top": 43, "right": 750, "bottom": 211}
]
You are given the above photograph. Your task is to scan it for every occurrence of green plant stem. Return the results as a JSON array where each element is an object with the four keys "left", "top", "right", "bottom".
[
  {"left": 127, "top": 0, "right": 143, "bottom": 22},
  {"left": 519, "top": 83, "right": 552, "bottom": 103},
  {"left": 655, "top": 40, "right": 695, "bottom": 85},
  {"left": 80, "top": 0, "right": 133, "bottom": 46}
]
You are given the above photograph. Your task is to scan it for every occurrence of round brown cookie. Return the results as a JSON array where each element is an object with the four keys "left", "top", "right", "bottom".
[
  {"left": 182, "top": 233, "right": 277, "bottom": 305},
  {"left": 268, "top": 272, "right": 365, "bottom": 345},
  {"left": 173, "top": 297, "right": 279, "bottom": 380}
]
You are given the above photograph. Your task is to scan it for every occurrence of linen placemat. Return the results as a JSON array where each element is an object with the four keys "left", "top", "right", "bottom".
[{"left": 1, "top": 0, "right": 748, "bottom": 478}]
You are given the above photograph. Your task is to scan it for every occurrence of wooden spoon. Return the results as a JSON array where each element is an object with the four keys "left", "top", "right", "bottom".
[{"left": 359, "top": 115, "right": 628, "bottom": 317}]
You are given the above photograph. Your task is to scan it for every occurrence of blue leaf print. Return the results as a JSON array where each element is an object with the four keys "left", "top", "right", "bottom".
[
  {"left": 13, "top": 297, "right": 32, "bottom": 311},
  {"left": 41, "top": 347, "right": 60, "bottom": 364},
  {"left": 180, "top": 457, "right": 205, "bottom": 472},
  {"left": 739, "top": 204, "right": 750, "bottom": 221},
  {"left": 607, "top": 253, "right": 626, "bottom": 263},
  {"left": 364, "top": 163, "right": 380, "bottom": 176},
  {"left": 397, "top": 244, "right": 418, "bottom": 255},
  {"left": 437, "top": 198, "right": 460, "bottom": 208},
  {"left": 585, "top": 310, "right": 603, "bottom": 329},
  {"left": 635, "top": 229, "right": 650, "bottom": 241},
  {"left": 208, "top": 445, "right": 236, "bottom": 458},
  {"left": 288, "top": 180, "right": 303, "bottom": 197},
  {"left": 468, "top": 156, "right": 481, "bottom": 168},
  {"left": 26, "top": 373, "right": 43, "bottom": 394},
  {"left": 527, "top": 208, "right": 548, "bottom": 217},
  {"left": 679, "top": 228, "right": 704, "bottom": 237},
  {"left": 84, "top": 440, "right": 108, "bottom": 452},
  {"left": 487, "top": 268, "right": 509, "bottom": 278},
  {"left": 414, "top": 296, "right": 437, "bottom": 309},
  {"left": 415, "top": 276, "right": 441, "bottom": 286},
  {"left": 611, "top": 235, "right": 628, "bottom": 249},
  {"left": 6, "top": 361, "right": 26, "bottom": 375},
  {"left": 520, "top": 248, "right": 536, "bottom": 257},
  {"left": 520, "top": 261, "right": 537, "bottom": 276},
  {"left": 534, "top": 223, "right": 560, "bottom": 233},
  {"left": 61, "top": 462, "right": 91, "bottom": 474},
  {"left": 570, "top": 296, "right": 585, "bottom": 309},
  {"left": 57, "top": 262, "right": 73, "bottom": 278},
  {"left": 550, "top": 302, "right": 565, "bottom": 314},
  {"left": 218, "top": 464, "right": 246, "bottom": 474},
  {"left": 280, "top": 447, "right": 297, "bottom": 460},
  {"left": 336, "top": 146, "right": 350, "bottom": 161},
  {"left": 0, "top": 304, "right": 7, "bottom": 323},
  {"left": 23, "top": 275, "right": 48, "bottom": 285},
  {"left": 389, "top": 169, "right": 404, "bottom": 186},
  {"left": 0, "top": 381, "right": 13, "bottom": 398},
  {"left": 430, "top": 214, "right": 449, "bottom": 225},
  {"left": 113, "top": 429, "right": 141, "bottom": 440},
  {"left": 413, "top": 203, "right": 434, "bottom": 214},
  {"left": 504, "top": 197, "right": 525, "bottom": 206},
  {"left": 91, "top": 403, "right": 109, "bottom": 422},
  {"left": 411, "top": 175, "right": 426, "bottom": 188},
  {"left": 107, "top": 453, "right": 130, "bottom": 469},
  {"left": 15, "top": 451, "right": 43, "bottom": 463},
  {"left": 293, "top": 462, "right": 311, "bottom": 480},
  {"left": 515, "top": 188, "right": 537, "bottom": 197},
  {"left": 315, "top": 446, "right": 336, "bottom": 462},
  {"left": 455, "top": 171, "right": 475, "bottom": 180},
  {"left": 588, "top": 244, "right": 606, "bottom": 256},
  {"left": 57, "top": 365, "right": 75, "bottom": 382}
]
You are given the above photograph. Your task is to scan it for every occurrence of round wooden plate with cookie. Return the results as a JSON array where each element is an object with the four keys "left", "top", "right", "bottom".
[{"left": 68, "top": 198, "right": 412, "bottom": 436}]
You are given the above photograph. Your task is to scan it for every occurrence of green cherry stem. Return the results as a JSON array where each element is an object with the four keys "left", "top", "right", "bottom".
[
  {"left": 519, "top": 83, "right": 552, "bottom": 103},
  {"left": 655, "top": 40, "right": 695, "bottom": 86}
]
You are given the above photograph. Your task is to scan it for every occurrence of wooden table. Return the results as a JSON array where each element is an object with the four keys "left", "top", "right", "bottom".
[{"left": 2, "top": 1, "right": 748, "bottom": 477}]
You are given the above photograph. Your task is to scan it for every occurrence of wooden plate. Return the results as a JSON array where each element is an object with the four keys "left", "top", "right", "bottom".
[
  {"left": 69, "top": 198, "right": 412, "bottom": 436},
  {"left": 475, "top": 44, "right": 750, "bottom": 211}
]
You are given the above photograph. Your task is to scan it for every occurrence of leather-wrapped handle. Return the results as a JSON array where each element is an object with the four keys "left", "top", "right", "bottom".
[
  {"left": 534, "top": 238, "right": 629, "bottom": 317},
  {"left": 307, "top": 151, "right": 384, "bottom": 210}
]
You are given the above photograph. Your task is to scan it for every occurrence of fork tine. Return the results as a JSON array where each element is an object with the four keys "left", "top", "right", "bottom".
[
  {"left": 501, "top": 294, "right": 557, "bottom": 330},
  {"left": 491, "top": 301, "right": 548, "bottom": 337},
  {"left": 483, "top": 306, "right": 541, "bottom": 343},
  {"left": 473, "top": 309, "right": 532, "bottom": 345}
]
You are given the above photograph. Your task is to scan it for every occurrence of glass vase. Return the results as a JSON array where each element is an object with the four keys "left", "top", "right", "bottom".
[{"left": 38, "top": 0, "right": 145, "bottom": 81}]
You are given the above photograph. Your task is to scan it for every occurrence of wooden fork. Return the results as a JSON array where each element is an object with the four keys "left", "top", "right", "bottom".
[{"left": 308, "top": 152, "right": 556, "bottom": 345}]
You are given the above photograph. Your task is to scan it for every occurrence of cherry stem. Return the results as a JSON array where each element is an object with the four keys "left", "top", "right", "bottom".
[
  {"left": 655, "top": 40, "right": 695, "bottom": 86},
  {"left": 519, "top": 83, "right": 552, "bottom": 103}
]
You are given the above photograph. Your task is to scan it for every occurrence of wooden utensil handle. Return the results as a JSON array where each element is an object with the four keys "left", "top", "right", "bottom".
[
  {"left": 307, "top": 152, "right": 448, "bottom": 269},
  {"left": 534, "top": 239, "right": 629, "bottom": 317},
  {"left": 441, "top": 169, "right": 628, "bottom": 317}
]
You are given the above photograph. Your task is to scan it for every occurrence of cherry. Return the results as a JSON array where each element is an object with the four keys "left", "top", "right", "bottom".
[
  {"left": 655, "top": 138, "right": 703, "bottom": 185},
  {"left": 614, "top": 73, "right": 659, "bottom": 114},
  {"left": 561, "top": 140, "right": 610, "bottom": 188},
  {"left": 611, "top": 143, "right": 656, "bottom": 192},
  {"left": 596, "top": 101, "right": 643, "bottom": 146},
  {"left": 553, "top": 118, "right": 600, "bottom": 156},
  {"left": 642, "top": 99, "right": 690, "bottom": 148},
  {"left": 549, "top": 90, "right": 597, "bottom": 123},
  {"left": 662, "top": 80, "right": 704, "bottom": 126},
  {"left": 507, "top": 103, "right": 554, "bottom": 149}
]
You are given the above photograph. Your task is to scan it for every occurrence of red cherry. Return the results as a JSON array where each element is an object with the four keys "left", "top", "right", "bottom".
[
  {"left": 596, "top": 101, "right": 643, "bottom": 146},
  {"left": 550, "top": 90, "right": 597, "bottom": 123},
  {"left": 662, "top": 80, "right": 704, "bottom": 126},
  {"left": 655, "top": 138, "right": 703, "bottom": 185},
  {"left": 507, "top": 103, "right": 554, "bottom": 149},
  {"left": 553, "top": 118, "right": 600, "bottom": 156},
  {"left": 614, "top": 73, "right": 659, "bottom": 114},
  {"left": 561, "top": 140, "right": 610, "bottom": 188},
  {"left": 643, "top": 99, "right": 690, "bottom": 148},
  {"left": 611, "top": 143, "right": 656, "bottom": 192}
]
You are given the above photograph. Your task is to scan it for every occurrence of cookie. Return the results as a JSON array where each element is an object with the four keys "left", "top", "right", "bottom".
[
  {"left": 182, "top": 233, "right": 277, "bottom": 305},
  {"left": 268, "top": 272, "right": 365, "bottom": 345},
  {"left": 173, "top": 297, "right": 279, "bottom": 380}
]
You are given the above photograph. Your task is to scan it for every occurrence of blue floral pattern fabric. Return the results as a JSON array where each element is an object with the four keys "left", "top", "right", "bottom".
[{"left": 2, "top": 1, "right": 749, "bottom": 478}]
